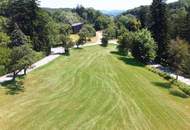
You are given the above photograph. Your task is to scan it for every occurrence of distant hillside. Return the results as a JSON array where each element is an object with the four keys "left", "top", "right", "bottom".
[
  {"left": 43, "top": 7, "right": 73, "bottom": 14},
  {"left": 101, "top": 10, "right": 125, "bottom": 16}
]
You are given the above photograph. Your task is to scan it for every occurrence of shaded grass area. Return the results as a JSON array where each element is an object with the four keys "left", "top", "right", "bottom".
[
  {"left": 111, "top": 50, "right": 190, "bottom": 99},
  {"left": 147, "top": 66, "right": 190, "bottom": 98},
  {"left": 110, "top": 51, "right": 144, "bottom": 67},
  {"left": 0, "top": 45, "right": 190, "bottom": 130},
  {"left": 0, "top": 77, "right": 25, "bottom": 95}
]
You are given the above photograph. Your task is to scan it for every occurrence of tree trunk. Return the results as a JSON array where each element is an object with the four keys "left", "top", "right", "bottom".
[
  {"left": 12, "top": 71, "right": 16, "bottom": 81},
  {"left": 176, "top": 74, "right": 179, "bottom": 81},
  {"left": 24, "top": 68, "right": 27, "bottom": 75},
  {"left": 176, "top": 71, "right": 179, "bottom": 81}
]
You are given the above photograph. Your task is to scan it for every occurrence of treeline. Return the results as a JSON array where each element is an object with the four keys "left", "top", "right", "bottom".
[
  {"left": 0, "top": 0, "right": 55, "bottom": 79},
  {"left": 44, "top": 5, "right": 112, "bottom": 47},
  {"left": 114, "top": 0, "right": 190, "bottom": 78},
  {"left": 0, "top": 0, "right": 111, "bottom": 79}
]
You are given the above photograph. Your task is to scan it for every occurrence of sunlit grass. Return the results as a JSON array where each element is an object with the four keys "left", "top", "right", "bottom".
[{"left": 0, "top": 45, "right": 190, "bottom": 130}]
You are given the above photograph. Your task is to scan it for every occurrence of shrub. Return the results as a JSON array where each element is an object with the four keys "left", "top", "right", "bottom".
[
  {"left": 147, "top": 67, "right": 173, "bottom": 81},
  {"left": 179, "top": 86, "right": 190, "bottom": 96},
  {"left": 147, "top": 66, "right": 190, "bottom": 98},
  {"left": 169, "top": 88, "right": 188, "bottom": 98},
  {"left": 101, "top": 36, "right": 108, "bottom": 47},
  {"left": 0, "top": 65, "right": 6, "bottom": 76}
]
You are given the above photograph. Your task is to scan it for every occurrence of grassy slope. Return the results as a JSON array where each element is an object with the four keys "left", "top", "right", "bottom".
[{"left": 0, "top": 45, "right": 190, "bottom": 130}]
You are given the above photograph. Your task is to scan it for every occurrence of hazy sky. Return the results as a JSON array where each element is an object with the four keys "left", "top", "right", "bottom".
[{"left": 40, "top": 0, "right": 178, "bottom": 10}]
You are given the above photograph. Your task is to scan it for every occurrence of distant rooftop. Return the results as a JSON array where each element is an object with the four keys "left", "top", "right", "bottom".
[{"left": 72, "top": 22, "right": 83, "bottom": 27}]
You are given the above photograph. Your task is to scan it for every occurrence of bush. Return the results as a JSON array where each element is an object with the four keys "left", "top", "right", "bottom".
[
  {"left": 147, "top": 67, "right": 173, "bottom": 81},
  {"left": 179, "top": 86, "right": 190, "bottom": 96},
  {"left": 169, "top": 88, "right": 188, "bottom": 98},
  {"left": 0, "top": 65, "right": 6, "bottom": 76},
  {"left": 147, "top": 66, "right": 190, "bottom": 98},
  {"left": 101, "top": 36, "right": 108, "bottom": 47}
]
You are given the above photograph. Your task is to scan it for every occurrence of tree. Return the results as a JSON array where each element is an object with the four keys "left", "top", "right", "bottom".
[
  {"left": 52, "top": 10, "right": 81, "bottom": 24},
  {"left": 103, "top": 24, "right": 117, "bottom": 40},
  {"left": 168, "top": 7, "right": 187, "bottom": 39},
  {"left": 7, "top": 45, "right": 35, "bottom": 80},
  {"left": 32, "top": 10, "right": 54, "bottom": 55},
  {"left": 0, "top": 32, "right": 10, "bottom": 47},
  {"left": 138, "top": 6, "right": 150, "bottom": 28},
  {"left": 180, "top": 7, "right": 190, "bottom": 42},
  {"left": 80, "top": 24, "right": 96, "bottom": 38},
  {"left": 0, "top": 46, "right": 10, "bottom": 67},
  {"left": 10, "top": 24, "right": 29, "bottom": 47},
  {"left": 101, "top": 34, "right": 109, "bottom": 47},
  {"left": 132, "top": 29, "right": 157, "bottom": 63},
  {"left": 6, "top": 0, "right": 39, "bottom": 36},
  {"left": 118, "top": 29, "right": 157, "bottom": 63},
  {"left": 0, "top": 0, "right": 9, "bottom": 16},
  {"left": 76, "top": 24, "right": 95, "bottom": 48},
  {"left": 118, "top": 31, "right": 133, "bottom": 54},
  {"left": 59, "top": 24, "right": 72, "bottom": 35},
  {"left": 0, "top": 16, "right": 8, "bottom": 32},
  {"left": 118, "top": 15, "right": 141, "bottom": 31},
  {"left": 60, "top": 35, "right": 73, "bottom": 55},
  {"left": 75, "top": 5, "right": 102, "bottom": 24},
  {"left": 151, "top": 0, "right": 168, "bottom": 63},
  {"left": 95, "top": 15, "right": 110, "bottom": 30},
  {"left": 168, "top": 37, "right": 190, "bottom": 80},
  {"left": 0, "top": 46, "right": 10, "bottom": 75},
  {"left": 77, "top": 31, "right": 87, "bottom": 48},
  {"left": 6, "top": 0, "right": 55, "bottom": 55}
]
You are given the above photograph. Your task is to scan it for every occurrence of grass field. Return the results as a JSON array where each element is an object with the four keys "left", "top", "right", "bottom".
[{"left": 0, "top": 45, "right": 190, "bottom": 130}]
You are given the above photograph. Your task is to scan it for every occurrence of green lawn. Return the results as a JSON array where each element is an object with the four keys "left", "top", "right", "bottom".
[{"left": 0, "top": 45, "right": 190, "bottom": 130}]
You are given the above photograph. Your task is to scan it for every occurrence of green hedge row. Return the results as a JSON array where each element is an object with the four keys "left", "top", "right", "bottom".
[{"left": 147, "top": 66, "right": 190, "bottom": 98}]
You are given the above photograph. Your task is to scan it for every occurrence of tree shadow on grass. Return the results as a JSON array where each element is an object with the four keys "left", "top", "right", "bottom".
[
  {"left": 151, "top": 81, "right": 172, "bottom": 89},
  {"left": 118, "top": 57, "right": 145, "bottom": 67},
  {"left": 110, "top": 51, "right": 126, "bottom": 56},
  {"left": 110, "top": 51, "right": 145, "bottom": 67},
  {"left": 73, "top": 47, "right": 83, "bottom": 50},
  {"left": 0, "top": 78, "right": 25, "bottom": 95}
]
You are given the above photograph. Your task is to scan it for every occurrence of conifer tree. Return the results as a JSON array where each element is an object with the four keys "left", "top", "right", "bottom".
[{"left": 151, "top": 0, "right": 168, "bottom": 63}]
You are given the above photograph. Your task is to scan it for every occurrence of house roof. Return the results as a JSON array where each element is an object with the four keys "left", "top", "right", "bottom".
[{"left": 72, "top": 22, "right": 83, "bottom": 27}]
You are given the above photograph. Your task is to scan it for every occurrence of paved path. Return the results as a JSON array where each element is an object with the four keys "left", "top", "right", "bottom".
[
  {"left": 150, "top": 64, "right": 190, "bottom": 86},
  {"left": 0, "top": 47, "right": 64, "bottom": 83}
]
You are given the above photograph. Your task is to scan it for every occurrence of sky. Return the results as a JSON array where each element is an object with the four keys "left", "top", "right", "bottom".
[{"left": 40, "top": 0, "right": 178, "bottom": 10}]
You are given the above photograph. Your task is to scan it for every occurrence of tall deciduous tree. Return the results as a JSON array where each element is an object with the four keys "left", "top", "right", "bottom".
[
  {"left": 0, "top": 31, "right": 10, "bottom": 47},
  {"left": 168, "top": 37, "right": 190, "bottom": 80},
  {"left": 181, "top": 7, "right": 190, "bottom": 42},
  {"left": 151, "top": 0, "right": 168, "bottom": 63},
  {"left": 10, "top": 24, "right": 29, "bottom": 47},
  {"left": 7, "top": 45, "right": 35, "bottom": 80},
  {"left": 0, "top": 46, "right": 10, "bottom": 75},
  {"left": 77, "top": 31, "right": 87, "bottom": 48},
  {"left": 6, "top": 0, "right": 39, "bottom": 36}
]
